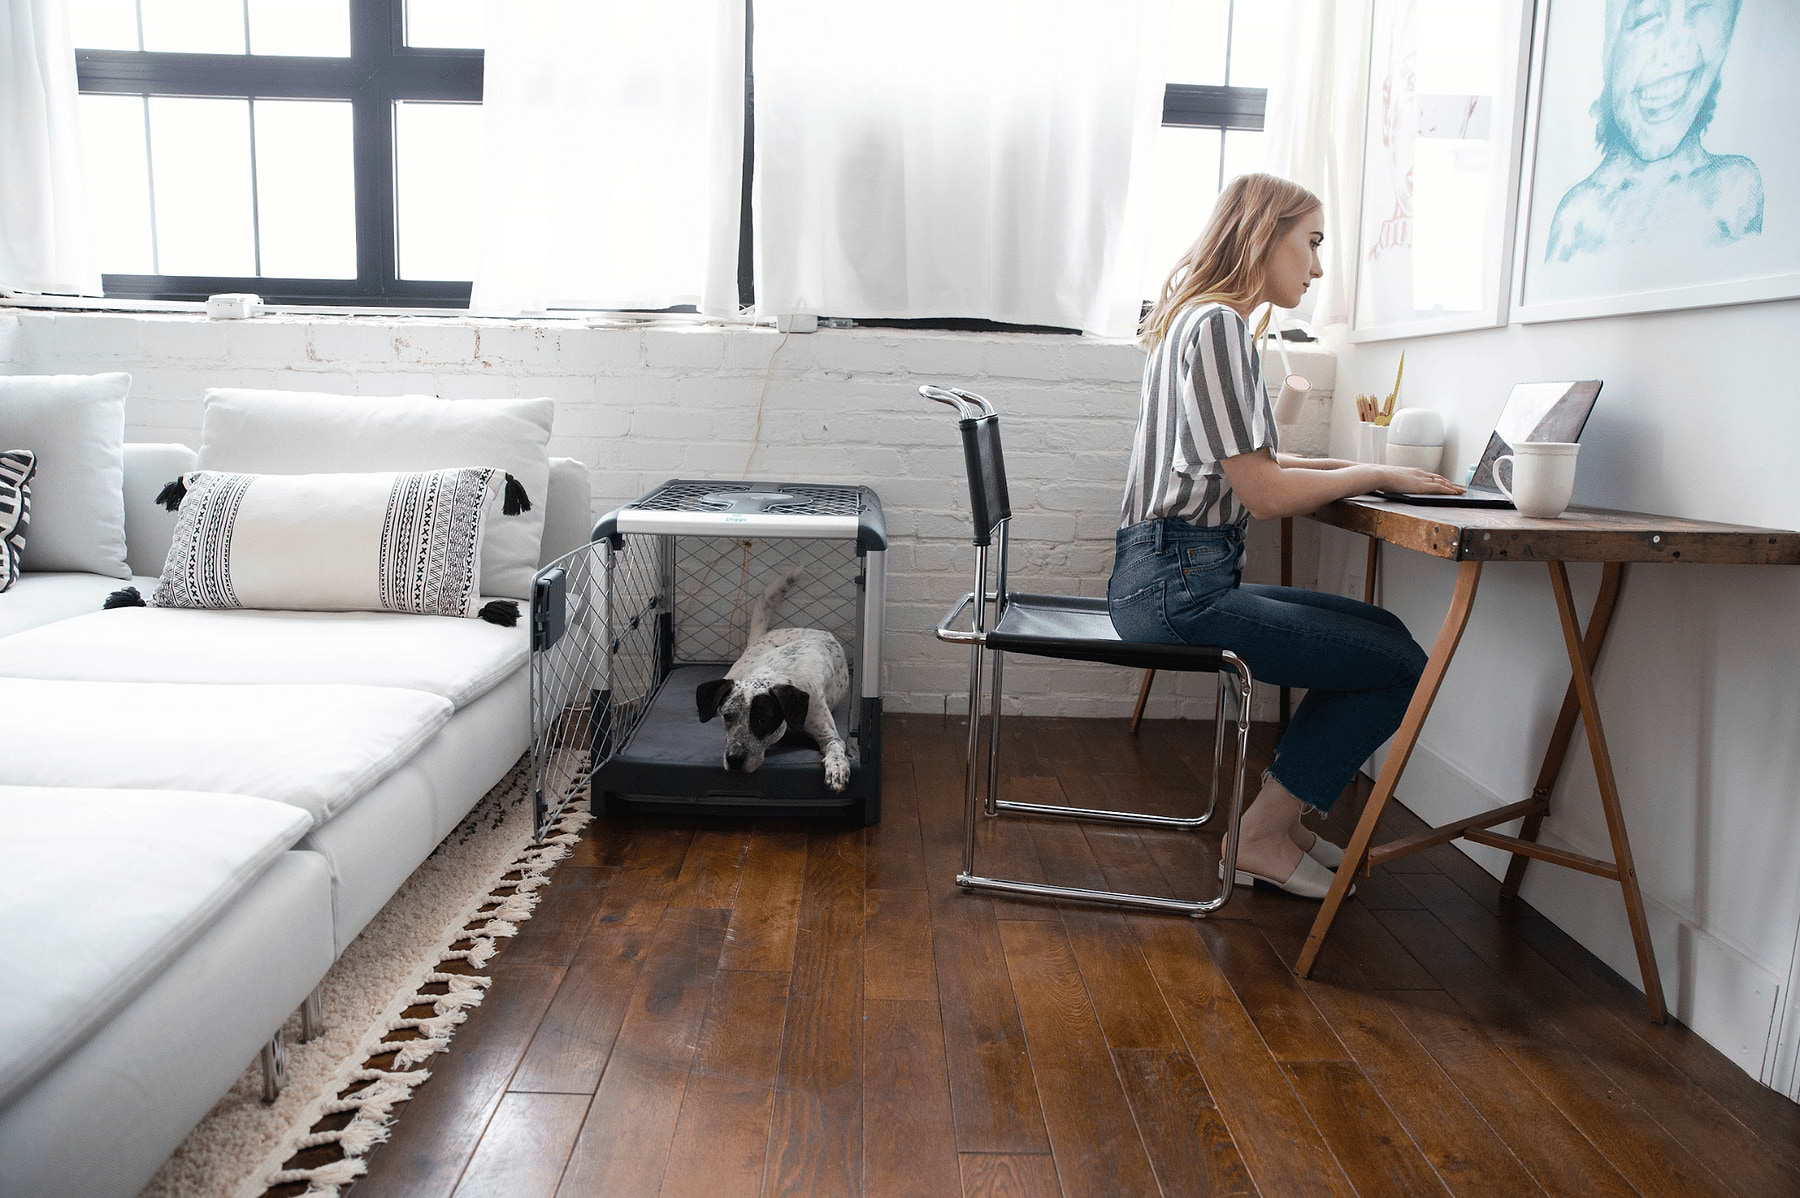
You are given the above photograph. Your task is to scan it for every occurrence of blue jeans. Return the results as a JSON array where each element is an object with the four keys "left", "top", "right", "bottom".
[{"left": 1107, "top": 518, "right": 1428, "bottom": 812}]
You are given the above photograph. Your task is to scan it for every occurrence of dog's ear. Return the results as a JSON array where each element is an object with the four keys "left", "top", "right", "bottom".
[
  {"left": 696, "top": 678, "right": 733, "bottom": 723},
  {"left": 771, "top": 683, "right": 810, "bottom": 731},
  {"left": 747, "top": 692, "right": 787, "bottom": 739}
]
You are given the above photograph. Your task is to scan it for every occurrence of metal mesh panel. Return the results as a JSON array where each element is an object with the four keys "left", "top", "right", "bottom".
[
  {"left": 634, "top": 479, "right": 866, "bottom": 518},
  {"left": 672, "top": 536, "right": 859, "bottom": 666}
]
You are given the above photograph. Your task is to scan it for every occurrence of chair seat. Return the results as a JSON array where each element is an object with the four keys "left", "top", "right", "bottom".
[{"left": 987, "top": 593, "right": 1227, "bottom": 672}]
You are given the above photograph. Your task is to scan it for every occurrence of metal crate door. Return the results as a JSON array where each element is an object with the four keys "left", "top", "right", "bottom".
[{"left": 528, "top": 534, "right": 666, "bottom": 835}]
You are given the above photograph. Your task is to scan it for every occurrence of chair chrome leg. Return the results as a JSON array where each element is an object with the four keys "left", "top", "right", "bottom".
[
  {"left": 259, "top": 1032, "right": 288, "bottom": 1104},
  {"left": 299, "top": 984, "right": 325, "bottom": 1043},
  {"left": 984, "top": 650, "right": 1005, "bottom": 816},
  {"left": 960, "top": 547, "right": 989, "bottom": 881},
  {"left": 1206, "top": 669, "right": 1229, "bottom": 822}
]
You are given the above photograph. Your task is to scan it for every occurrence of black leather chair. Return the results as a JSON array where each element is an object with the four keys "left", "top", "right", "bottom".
[{"left": 925, "top": 385, "right": 1254, "bottom": 915}]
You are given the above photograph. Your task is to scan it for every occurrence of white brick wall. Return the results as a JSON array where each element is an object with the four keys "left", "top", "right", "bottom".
[{"left": 10, "top": 310, "right": 1331, "bottom": 718}]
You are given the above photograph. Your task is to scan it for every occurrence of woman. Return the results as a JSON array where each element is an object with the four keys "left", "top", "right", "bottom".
[{"left": 1109, "top": 173, "right": 1462, "bottom": 899}]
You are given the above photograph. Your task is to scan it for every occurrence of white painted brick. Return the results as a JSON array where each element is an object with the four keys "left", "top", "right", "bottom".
[
  {"left": 722, "top": 329, "right": 787, "bottom": 369},
  {"left": 433, "top": 372, "right": 512, "bottom": 401},
  {"left": 221, "top": 320, "right": 312, "bottom": 367},
  {"left": 559, "top": 327, "right": 642, "bottom": 371},
  {"left": 138, "top": 316, "right": 224, "bottom": 362},
  {"left": 271, "top": 368, "right": 357, "bottom": 395},
  {"left": 981, "top": 336, "right": 1074, "bottom": 382},
  {"left": 1034, "top": 480, "right": 1120, "bottom": 512},
  {"left": 0, "top": 314, "right": 19, "bottom": 364},
  {"left": 644, "top": 327, "right": 726, "bottom": 369},
  {"left": 607, "top": 437, "right": 687, "bottom": 471},
  {"left": 309, "top": 321, "right": 397, "bottom": 367},
  {"left": 797, "top": 331, "right": 904, "bottom": 375},
  {"left": 393, "top": 322, "right": 479, "bottom": 367},
  {"left": 512, "top": 374, "right": 598, "bottom": 408},
  {"left": 553, "top": 404, "right": 629, "bottom": 438},
  {"left": 668, "top": 374, "right": 749, "bottom": 409},
  {"left": 898, "top": 334, "right": 986, "bottom": 379},
  {"left": 633, "top": 405, "right": 755, "bottom": 441},
  {"left": 474, "top": 323, "right": 560, "bottom": 370},
  {"left": 350, "top": 371, "right": 435, "bottom": 397},
  {"left": 683, "top": 441, "right": 754, "bottom": 473},
  {"left": 51, "top": 313, "right": 139, "bottom": 363},
  {"left": 1064, "top": 338, "right": 1146, "bottom": 384}
]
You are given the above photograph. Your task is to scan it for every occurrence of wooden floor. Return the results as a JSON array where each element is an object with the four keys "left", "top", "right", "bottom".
[{"left": 347, "top": 714, "right": 1800, "bottom": 1197}]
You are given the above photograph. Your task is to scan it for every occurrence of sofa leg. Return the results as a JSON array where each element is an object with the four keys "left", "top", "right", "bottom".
[
  {"left": 259, "top": 1032, "right": 288, "bottom": 1104},
  {"left": 299, "top": 984, "right": 326, "bottom": 1044}
]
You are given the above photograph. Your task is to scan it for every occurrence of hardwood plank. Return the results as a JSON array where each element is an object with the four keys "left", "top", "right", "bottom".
[
  {"left": 867, "top": 756, "right": 928, "bottom": 891},
  {"left": 1299, "top": 983, "right": 1544, "bottom": 1198},
  {"left": 718, "top": 827, "right": 809, "bottom": 972},
  {"left": 498, "top": 864, "right": 617, "bottom": 969},
  {"left": 667, "top": 825, "right": 751, "bottom": 910},
  {"left": 1194, "top": 919, "right": 1348, "bottom": 1063},
  {"left": 1253, "top": 898, "right": 1437, "bottom": 992},
  {"left": 1284, "top": 1059, "right": 1452, "bottom": 1197},
  {"left": 1130, "top": 917, "right": 1357, "bottom": 1198},
  {"left": 352, "top": 963, "right": 566, "bottom": 1198},
  {"left": 865, "top": 887, "right": 936, "bottom": 1002},
  {"left": 864, "top": 999, "right": 963, "bottom": 1198},
  {"left": 658, "top": 969, "right": 789, "bottom": 1198},
  {"left": 764, "top": 826, "right": 866, "bottom": 1195},
  {"left": 555, "top": 909, "right": 729, "bottom": 1197},
  {"left": 1111, "top": 1047, "right": 1256, "bottom": 1198},
  {"left": 996, "top": 919, "right": 1160, "bottom": 1198},
  {"left": 450, "top": 1092, "right": 589, "bottom": 1198},
  {"left": 960, "top": 1153, "right": 1062, "bottom": 1198}
]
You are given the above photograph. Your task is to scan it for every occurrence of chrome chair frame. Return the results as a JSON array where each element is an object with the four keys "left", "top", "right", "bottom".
[{"left": 925, "top": 385, "right": 1254, "bottom": 917}]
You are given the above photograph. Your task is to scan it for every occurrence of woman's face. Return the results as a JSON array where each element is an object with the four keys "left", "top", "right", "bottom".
[
  {"left": 1265, "top": 211, "right": 1325, "bottom": 310},
  {"left": 1608, "top": 0, "right": 1739, "bottom": 161}
]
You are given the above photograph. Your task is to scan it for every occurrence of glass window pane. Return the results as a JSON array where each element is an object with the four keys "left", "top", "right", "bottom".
[
  {"left": 1221, "top": 129, "right": 1265, "bottom": 185},
  {"left": 248, "top": 0, "right": 350, "bottom": 57},
  {"left": 394, "top": 102, "right": 480, "bottom": 280},
  {"left": 1144, "top": 125, "right": 1223, "bottom": 300},
  {"left": 69, "top": 0, "right": 140, "bottom": 51},
  {"left": 254, "top": 100, "right": 355, "bottom": 278},
  {"left": 142, "top": 0, "right": 246, "bottom": 54},
  {"left": 405, "top": 0, "right": 485, "bottom": 49},
  {"left": 149, "top": 97, "right": 255, "bottom": 275},
  {"left": 1167, "top": 0, "right": 1228, "bottom": 86},
  {"left": 79, "top": 94, "right": 155, "bottom": 274},
  {"left": 1226, "top": 0, "right": 1290, "bottom": 89}
]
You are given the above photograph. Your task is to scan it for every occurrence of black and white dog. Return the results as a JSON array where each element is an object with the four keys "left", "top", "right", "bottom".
[{"left": 695, "top": 569, "right": 852, "bottom": 791}]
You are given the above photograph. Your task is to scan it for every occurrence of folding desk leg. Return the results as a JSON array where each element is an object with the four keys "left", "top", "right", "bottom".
[
  {"left": 1296, "top": 559, "right": 1483, "bottom": 978},
  {"left": 1363, "top": 537, "right": 1381, "bottom": 606},
  {"left": 1279, "top": 517, "right": 1293, "bottom": 727},
  {"left": 1130, "top": 668, "right": 1155, "bottom": 735},
  {"left": 1548, "top": 561, "right": 1667, "bottom": 1023},
  {"left": 1502, "top": 562, "right": 1625, "bottom": 899}
]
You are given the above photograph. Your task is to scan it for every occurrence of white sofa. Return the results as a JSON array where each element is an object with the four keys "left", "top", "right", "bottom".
[{"left": 0, "top": 441, "right": 592, "bottom": 1198}]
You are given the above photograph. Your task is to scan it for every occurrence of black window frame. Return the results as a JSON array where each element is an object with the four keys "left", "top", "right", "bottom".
[{"left": 75, "top": 0, "right": 480, "bottom": 308}]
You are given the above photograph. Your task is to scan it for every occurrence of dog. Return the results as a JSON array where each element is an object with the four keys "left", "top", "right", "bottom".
[{"left": 695, "top": 568, "right": 852, "bottom": 791}]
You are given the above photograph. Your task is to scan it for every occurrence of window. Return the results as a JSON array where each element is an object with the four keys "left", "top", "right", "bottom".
[
  {"left": 1145, "top": 0, "right": 1280, "bottom": 299},
  {"left": 71, "top": 0, "right": 482, "bottom": 306}
]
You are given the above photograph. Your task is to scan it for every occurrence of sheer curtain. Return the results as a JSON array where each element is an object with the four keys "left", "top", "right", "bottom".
[
  {"left": 472, "top": 1, "right": 745, "bottom": 316},
  {"left": 752, "top": 1, "right": 1168, "bottom": 337},
  {"left": 0, "top": 0, "right": 99, "bottom": 294},
  {"left": 1261, "top": 0, "right": 1371, "bottom": 328}
]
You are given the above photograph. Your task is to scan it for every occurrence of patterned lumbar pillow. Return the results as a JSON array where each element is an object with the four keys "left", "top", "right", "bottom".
[
  {"left": 107, "top": 467, "right": 532, "bottom": 624},
  {"left": 0, "top": 450, "right": 37, "bottom": 593}
]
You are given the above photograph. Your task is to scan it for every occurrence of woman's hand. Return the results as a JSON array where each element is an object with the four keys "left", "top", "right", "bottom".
[{"left": 1378, "top": 466, "right": 1463, "bottom": 495}]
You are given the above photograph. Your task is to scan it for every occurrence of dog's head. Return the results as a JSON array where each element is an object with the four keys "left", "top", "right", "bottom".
[{"left": 696, "top": 677, "right": 810, "bottom": 774}]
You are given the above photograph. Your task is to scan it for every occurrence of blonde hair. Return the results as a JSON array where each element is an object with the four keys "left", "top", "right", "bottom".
[{"left": 1140, "top": 172, "right": 1321, "bottom": 348}]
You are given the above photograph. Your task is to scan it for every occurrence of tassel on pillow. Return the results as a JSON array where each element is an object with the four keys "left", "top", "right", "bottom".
[
  {"left": 502, "top": 473, "right": 531, "bottom": 516},
  {"left": 104, "top": 586, "right": 146, "bottom": 609},
  {"left": 479, "top": 600, "right": 521, "bottom": 627},
  {"left": 154, "top": 476, "right": 188, "bottom": 511}
]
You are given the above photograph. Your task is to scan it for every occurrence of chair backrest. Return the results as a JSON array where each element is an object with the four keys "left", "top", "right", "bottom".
[{"left": 922, "top": 386, "right": 1011, "bottom": 547}]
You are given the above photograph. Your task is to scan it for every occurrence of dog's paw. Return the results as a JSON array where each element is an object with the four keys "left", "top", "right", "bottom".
[{"left": 824, "top": 751, "right": 851, "bottom": 792}]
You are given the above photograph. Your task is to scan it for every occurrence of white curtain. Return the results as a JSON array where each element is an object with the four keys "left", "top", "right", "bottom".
[
  {"left": 0, "top": 0, "right": 99, "bottom": 295},
  {"left": 1261, "top": 0, "right": 1371, "bottom": 328},
  {"left": 752, "top": 1, "right": 1168, "bottom": 337},
  {"left": 473, "top": 1, "right": 745, "bottom": 316}
]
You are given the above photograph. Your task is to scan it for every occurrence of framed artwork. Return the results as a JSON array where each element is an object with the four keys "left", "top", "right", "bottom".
[
  {"left": 1349, "top": 0, "right": 1534, "bottom": 342},
  {"left": 1512, "top": 0, "right": 1800, "bottom": 324}
]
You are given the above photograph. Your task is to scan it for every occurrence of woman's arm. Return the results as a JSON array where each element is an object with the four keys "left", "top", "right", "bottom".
[
  {"left": 1221, "top": 450, "right": 1461, "bottom": 521},
  {"left": 1275, "top": 452, "right": 1358, "bottom": 471}
]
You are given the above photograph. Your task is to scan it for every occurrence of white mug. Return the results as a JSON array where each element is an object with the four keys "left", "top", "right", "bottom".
[{"left": 1492, "top": 441, "right": 1579, "bottom": 518}]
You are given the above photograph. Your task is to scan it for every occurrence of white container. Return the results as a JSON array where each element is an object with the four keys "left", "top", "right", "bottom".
[
  {"left": 1384, "top": 442, "right": 1442, "bottom": 472},
  {"left": 1386, "top": 407, "right": 1445, "bottom": 448},
  {"left": 1356, "top": 423, "right": 1387, "bottom": 464}
]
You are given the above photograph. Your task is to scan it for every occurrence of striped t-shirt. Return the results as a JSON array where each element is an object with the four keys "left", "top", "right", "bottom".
[{"left": 1119, "top": 301, "right": 1278, "bottom": 529}]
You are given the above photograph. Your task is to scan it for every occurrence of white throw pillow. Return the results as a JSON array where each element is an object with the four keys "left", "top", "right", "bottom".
[
  {"left": 0, "top": 450, "right": 36, "bottom": 592},
  {"left": 126, "top": 466, "right": 529, "bottom": 624},
  {"left": 198, "top": 389, "right": 553, "bottom": 599},
  {"left": 0, "top": 373, "right": 131, "bottom": 578}
]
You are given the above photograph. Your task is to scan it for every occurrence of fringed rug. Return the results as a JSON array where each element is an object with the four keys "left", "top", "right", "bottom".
[{"left": 136, "top": 756, "right": 591, "bottom": 1198}]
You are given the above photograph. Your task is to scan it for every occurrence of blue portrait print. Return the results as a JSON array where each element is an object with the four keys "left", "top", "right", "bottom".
[{"left": 1547, "top": 0, "right": 1764, "bottom": 263}]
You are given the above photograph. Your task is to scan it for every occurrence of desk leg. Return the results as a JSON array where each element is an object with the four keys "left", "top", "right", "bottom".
[
  {"left": 1129, "top": 668, "right": 1155, "bottom": 735},
  {"left": 1502, "top": 562, "right": 1625, "bottom": 899},
  {"left": 1547, "top": 561, "right": 1667, "bottom": 1023},
  {"left": 1363, "top": 537, "right": 1380, "bottom": 606},
  {"left": 1280, "top": 517, "right": 1293, "bottom": 726},
  {"left": 1296, "top": 559, "right": 1483, "bottom": 978}
]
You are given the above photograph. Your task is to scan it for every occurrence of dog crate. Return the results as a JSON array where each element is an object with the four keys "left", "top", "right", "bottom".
[{"left": 528, "top": 479, "right": 885, "bottom": 834}]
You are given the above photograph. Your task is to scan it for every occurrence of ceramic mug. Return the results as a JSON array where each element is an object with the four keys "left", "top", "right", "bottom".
[
  {"left": 1492, "top": 441, "right": 1579, "bottom": 518},
  {"left": 1357, "top": 423, "right": 1387, "bottom": 465}
]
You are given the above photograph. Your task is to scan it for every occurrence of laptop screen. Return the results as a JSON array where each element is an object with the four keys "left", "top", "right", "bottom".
[{"left": 1470, "top": 381, "right": 1604, "bottom": 491}]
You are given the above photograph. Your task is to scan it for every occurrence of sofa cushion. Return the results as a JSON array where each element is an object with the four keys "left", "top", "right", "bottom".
[
  {"left": 0, "top": 605, "right": 527, "bottom": 707},
  {"left": 148, "top": 466, "right": 525, "bottom": 623},
  {"left": 122, "top": 441, "right": 198, "bottom": 577},
  {"left": 0, "top": 679, "right": 454, "bottom": 824},
  {"left": 0, "top": 449, "right": 34, "bottom": 592},
  {"left": 0, "top": 787, "right": 313, "bottom": 1107},
  {"left": 198, "top": 389, "right": 552, "bottom": 601},
  {"left": 0, "top": 373, "right": 132, "bottom": 578},
  {"left": 0, "top": 572, "right": 161, "bottom": 639}
]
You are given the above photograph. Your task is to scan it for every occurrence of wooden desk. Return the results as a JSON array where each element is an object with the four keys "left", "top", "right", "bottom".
[{"left": 1288, "top": 498, "right": 1800, "bottom": 1021}]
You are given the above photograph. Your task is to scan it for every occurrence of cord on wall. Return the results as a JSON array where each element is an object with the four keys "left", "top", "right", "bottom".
[{"left": 739, "top": 331, "right": 792, "bottom": 480}]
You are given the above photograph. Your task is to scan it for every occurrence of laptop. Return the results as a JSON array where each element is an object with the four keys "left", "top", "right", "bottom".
[{"left": 1375, "top": 380, "right": 1604, "bottom": 507}]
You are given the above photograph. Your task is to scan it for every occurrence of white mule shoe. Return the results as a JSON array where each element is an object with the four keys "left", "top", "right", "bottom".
[
  {"left": 1302, "top": 834, "right": 1345, "bottom": 870},
  {"left": 1221, "top": 852, "right": 1354, "bottom": 901}
]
